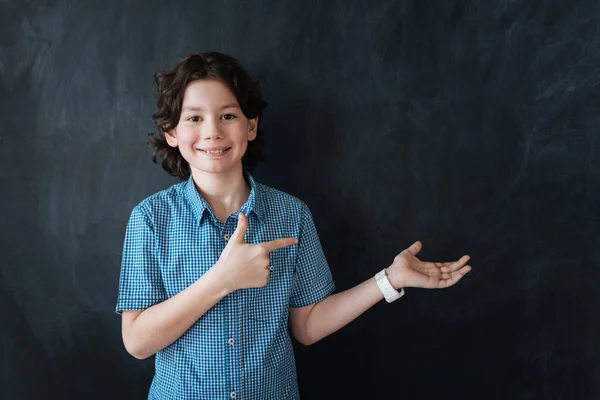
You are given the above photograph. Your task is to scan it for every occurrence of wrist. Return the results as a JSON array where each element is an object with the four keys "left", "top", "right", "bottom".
[
  {"left": 375, "top": 269, "right": 405, "bottom": 303},
  {"left": 208, "top": 262, "right": 236, "bottom": 295},
  {"left": 385, "top": 266, "right": 405, "bottom": 289}
]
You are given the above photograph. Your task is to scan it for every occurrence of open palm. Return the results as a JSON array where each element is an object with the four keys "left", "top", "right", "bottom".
[{"left": 386, "top": 241, "right": 472, "bottom": 289}]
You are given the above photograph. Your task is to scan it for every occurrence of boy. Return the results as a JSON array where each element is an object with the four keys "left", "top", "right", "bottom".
[{"left": 116, "top": 52, "right": 472, "bottom": 399}]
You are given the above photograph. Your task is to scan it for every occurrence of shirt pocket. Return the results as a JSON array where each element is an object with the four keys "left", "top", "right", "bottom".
[{"left": 159, "top": 240, "right": 219, "bottom": 297}]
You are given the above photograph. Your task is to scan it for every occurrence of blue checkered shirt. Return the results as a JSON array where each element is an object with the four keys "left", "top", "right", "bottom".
[{"left": 116, "top": 170, "right": 336, "bottom": 399}]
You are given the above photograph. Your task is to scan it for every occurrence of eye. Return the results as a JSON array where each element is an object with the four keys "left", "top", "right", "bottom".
[
  {"left": 187, "top": 116, "right": 200, "bottom": 122},
  {"left": 222, "top": 113, "right": 237, "bottom": 120}
]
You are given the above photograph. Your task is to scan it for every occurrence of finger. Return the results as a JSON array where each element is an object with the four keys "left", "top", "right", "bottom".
[
  {"left": 450, "top": 256, "right": 471, "bottom": 271},
  {"left": 440, "top": 265, "right": 472, "bottom": 287},
  {"left": 231, "top": 213, "right": 249, "bottom": 243},
  {"left": 440, "top": 256, "right": 470, "bottom": 273},
  {"left": 436, "top": 262, "right": 454, "bottom": 272},
  {"left": 405, "top": 240, "right": 422, "bottom": 256},
  {"left": 262, "top": 237, "right": 299, "bottom": 253},
  {"left": 434, "top": 262, "right": 453, "bottom": 267},
  {"left": 458, "top": 265, "right": 472, "bottom": 275}
]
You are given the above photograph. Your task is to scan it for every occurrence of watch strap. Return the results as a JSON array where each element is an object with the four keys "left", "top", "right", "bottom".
[{"left": 375, "top": 269, "right": 405, "bottom": 303}]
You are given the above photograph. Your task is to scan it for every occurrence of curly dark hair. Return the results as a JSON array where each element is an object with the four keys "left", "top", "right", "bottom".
[{"left": 148, "top": 52, "right": 268, "bottom": 180}]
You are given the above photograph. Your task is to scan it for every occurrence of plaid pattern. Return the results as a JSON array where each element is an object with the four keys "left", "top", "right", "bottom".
[{"left": 116, "top": 169, "right": 335, "bottom": 399}]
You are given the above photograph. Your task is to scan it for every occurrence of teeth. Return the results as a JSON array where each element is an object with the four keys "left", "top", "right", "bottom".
[{"left": 203, "top": 149, "right": 227, "bottom": 154}]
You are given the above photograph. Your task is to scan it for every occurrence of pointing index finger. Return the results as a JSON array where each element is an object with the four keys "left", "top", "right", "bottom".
[{"left": 262, "top": 237, "right": 299, "bottom": 253}]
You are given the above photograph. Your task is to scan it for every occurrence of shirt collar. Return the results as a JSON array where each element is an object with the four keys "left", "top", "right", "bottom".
[{"left": 184, "top": 169, "right": 266, "bottom": 225}]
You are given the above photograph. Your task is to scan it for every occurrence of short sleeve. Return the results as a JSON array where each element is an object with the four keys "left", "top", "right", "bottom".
[
  {"left": 289, "top": 202, "right": 336, "bottom": 308},
  {"left": 115, "top": 204, "right": 167, "bottom": 314}
]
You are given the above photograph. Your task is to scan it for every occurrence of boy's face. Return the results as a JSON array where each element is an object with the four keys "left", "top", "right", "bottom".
[{"left": 165, "top": 78, "right": 258, "bottom": 177}]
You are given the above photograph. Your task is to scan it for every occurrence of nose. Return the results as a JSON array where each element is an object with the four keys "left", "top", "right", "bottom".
[{"left": 200, "top": 118, "right": 223, "bottom": 140}]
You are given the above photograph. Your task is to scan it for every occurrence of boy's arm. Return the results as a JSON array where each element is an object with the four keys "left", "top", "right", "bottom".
[
  {"left": 289, "top": 274, "right": 384, "bottom": 346},
  {"left": 122, "top": 266, "right": 231, "bottom": 359},
  {"left": 289, "top": 241, "right": 472, "bottom": 346}
]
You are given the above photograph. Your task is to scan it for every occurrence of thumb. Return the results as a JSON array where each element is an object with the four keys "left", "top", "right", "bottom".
[
  {"left": 406, "top": 240, "right": 422, "bottom": 256},
  {"left": 231, "top": 213, "right": 248, "bottom": 243}
]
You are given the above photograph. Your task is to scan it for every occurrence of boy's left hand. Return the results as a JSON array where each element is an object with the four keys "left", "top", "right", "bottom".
[{"left": 385, "top": 241, "right": 472, "bottom": 289}]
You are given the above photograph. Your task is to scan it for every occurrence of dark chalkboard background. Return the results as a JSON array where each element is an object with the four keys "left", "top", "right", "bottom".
[{"left": 1, "top": 0, "right": 599, "bottom": 399}]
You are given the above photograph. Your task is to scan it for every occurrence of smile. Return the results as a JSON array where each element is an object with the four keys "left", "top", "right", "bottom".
[{"left": 199, "top": 148, "right": 231, "bottom": 156}]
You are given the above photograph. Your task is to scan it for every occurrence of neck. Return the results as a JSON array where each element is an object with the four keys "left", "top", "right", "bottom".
[{"left": 190, "top": 165, "right": 251, "bottom": 213}]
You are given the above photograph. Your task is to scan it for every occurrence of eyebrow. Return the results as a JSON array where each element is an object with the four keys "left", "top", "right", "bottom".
[{"left": 181, "top": 103, "right": 240, "bottom": 112}]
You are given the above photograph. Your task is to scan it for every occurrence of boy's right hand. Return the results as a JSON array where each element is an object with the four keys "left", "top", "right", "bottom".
[{"left": 215, "top": 212, "right": 298, "bottom": 292}]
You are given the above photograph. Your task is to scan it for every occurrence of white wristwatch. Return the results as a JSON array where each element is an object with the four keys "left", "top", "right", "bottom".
[{"left": 375, "top": 269, "right": 405, "bottom": 303}]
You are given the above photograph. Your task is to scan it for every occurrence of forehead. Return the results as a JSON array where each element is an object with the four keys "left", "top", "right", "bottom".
[{"left": 181, "top": 79, "right": 239, "bottom": 108}]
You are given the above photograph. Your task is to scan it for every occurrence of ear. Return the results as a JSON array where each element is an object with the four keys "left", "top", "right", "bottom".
[
  {"left": 247, "top": 117, "right": 259, "bottom": 141},
  {"left": 165, "top": 128, "right": 178, "bottom": 147}
]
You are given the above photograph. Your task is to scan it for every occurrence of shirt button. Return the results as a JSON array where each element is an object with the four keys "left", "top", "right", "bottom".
[
  {"left": 228, "top": 338, "right": 235, "bottom": 345},
  {"left": 230, "top": 391, "right": 237, "bottom": 399},
  {"left": 224, "top": 234, "right": 230, "bottom": 241},
  {"left": 269, "top": 265, "right": 275, "bottom": 272}
]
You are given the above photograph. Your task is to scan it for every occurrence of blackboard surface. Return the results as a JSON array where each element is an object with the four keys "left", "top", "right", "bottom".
[{"left": 1, "top": 1, "right": 599, "bottom": 399}]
